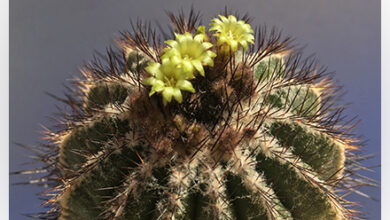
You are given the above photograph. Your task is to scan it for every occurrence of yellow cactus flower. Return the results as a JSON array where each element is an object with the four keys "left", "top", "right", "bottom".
[
  {"left": 143, "top": 61, "right": 195, "bottom": 105},
  {"left": 210, "top": 15, "right": 254, "bottom": 52},
  {"left": 162, "top": 32, "right": 216, "bottom": 77}
]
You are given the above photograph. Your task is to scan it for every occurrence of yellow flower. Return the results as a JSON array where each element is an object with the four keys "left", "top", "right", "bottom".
[
  {"left": 210, "top": 15, "right": 254, "bottom": 52},
  {"left": 162, "top": 32, "right": 216, "bottom": 77},
  {"left": 143, "top": 61, "right": 195, "bottom": 105}
]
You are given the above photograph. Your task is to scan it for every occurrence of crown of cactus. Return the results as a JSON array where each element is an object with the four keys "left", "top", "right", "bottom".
[{"left": 15, "top": 10, "right": 378, "bottom": 220}]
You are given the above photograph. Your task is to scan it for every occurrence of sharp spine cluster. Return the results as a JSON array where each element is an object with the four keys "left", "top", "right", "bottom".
[{"left": 14, "top": 9, "right": 378, "bottom": 220}]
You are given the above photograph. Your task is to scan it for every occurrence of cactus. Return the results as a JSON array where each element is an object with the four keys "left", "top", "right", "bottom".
[{"left": 16, "top": 9, "right": 377, "bottom": 220}]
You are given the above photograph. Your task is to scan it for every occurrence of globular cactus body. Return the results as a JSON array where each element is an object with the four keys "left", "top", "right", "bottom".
[{"left": 19, "top": 10, "right": 374, "bottom": 220}]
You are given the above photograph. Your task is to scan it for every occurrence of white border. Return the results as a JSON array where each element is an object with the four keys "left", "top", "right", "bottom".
[
  {"left": 382, "top": 0, "right": 387, "bottom": 218},
  {"left": 2, "top": 1, "right": 9, "bottom": 219}
]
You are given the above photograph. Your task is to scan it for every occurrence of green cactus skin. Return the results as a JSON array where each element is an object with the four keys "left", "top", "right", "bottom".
[{"left": 16, "top": 10, "right": 377, "bottom": 220}]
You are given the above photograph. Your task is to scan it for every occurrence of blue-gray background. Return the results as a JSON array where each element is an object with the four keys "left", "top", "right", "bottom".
[{"left": 10, "top": 0, "right": 381, "bottom": 219}]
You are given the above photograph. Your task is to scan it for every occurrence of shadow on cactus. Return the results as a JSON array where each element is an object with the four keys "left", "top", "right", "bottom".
[{"left": 14, "top": 9, "right": 378, "bottom": 220}]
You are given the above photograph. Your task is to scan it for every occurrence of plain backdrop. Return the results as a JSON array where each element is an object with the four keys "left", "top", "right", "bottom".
[{"left": 10, "top": 0, "right": 380, "bottom": 219}]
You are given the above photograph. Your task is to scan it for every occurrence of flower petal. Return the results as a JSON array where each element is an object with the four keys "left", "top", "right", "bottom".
[
  {"left": 202, "top": 42, "right": 213, "bottom": 50},
  {"left": 165, "top": 40, "right": 178, "bottom": 48},
  {"left": 230, "top": 40, "right": 238, "bottom": 52},
  {"left": 194, "top": 33, "right": 204, "bottom": 42},
  {"left": 203, "top": 56, "right": 214, "bottom": 67},
  {"left": 240, "top": 40, "right": 248, "bottom": 51},
  {"left": 142, "top": 77, "right": 156, "bottom": 86},
  {"left": 182, "top": 60, "right": 193, "bottom": 73},
  {"left": 176, "top": 79, "right": 195, "bottom": 93},
  {"left": 197, "top": 25, "right": 206, "bottom": 34},
  {"left": 162, "top": 87, "right": 174, "bottom": 104},
  {"left": 228, "top": 15, "right": 237, "bottom": 22},
  {"left": 153, "top": 80, "right": 165, "bottom": 91},
  {"left": 219, "top": 15, "right": 228, "bottom": 23},
  {"left": 191, "top": 60, "right": 204, "bottom": 76},
  {"left": 145, "top": 62, "right": 161, "bottom": 76},
  {"left": 172, "top": 88, "right": 183, "bottom": 103},
  {"left": 217, "top": 35, "right": 227, "bottom": 45},
  {"left": 207, "top": 50, "right": 217, "bottom": 58}
]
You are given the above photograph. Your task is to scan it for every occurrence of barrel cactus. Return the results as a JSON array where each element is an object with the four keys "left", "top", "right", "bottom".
[{"left": 17, "top": 10, "right": 376, "bottom": 220}]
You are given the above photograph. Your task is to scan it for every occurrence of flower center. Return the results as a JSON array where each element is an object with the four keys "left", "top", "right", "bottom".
[
  {"left": 227, "top": 30, "right": 235, "bottom": 40},
  {"left": 179, "top": 41, "right": 203, "bottom": 59},
  {"left": 163, "top": 75, "right": 176, "bottom": 86}
]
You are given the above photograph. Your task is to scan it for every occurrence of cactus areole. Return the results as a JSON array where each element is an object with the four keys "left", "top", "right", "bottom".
[{"left": 23, "top": 10, "right": 373, "bottom": 220}]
